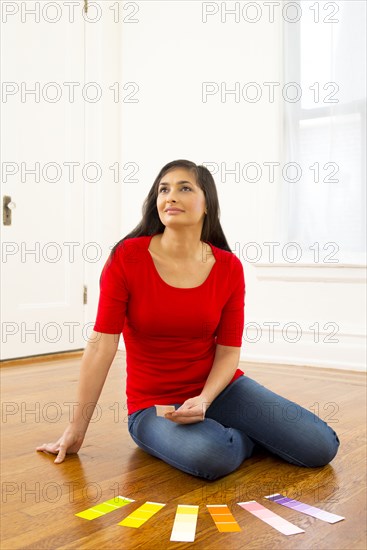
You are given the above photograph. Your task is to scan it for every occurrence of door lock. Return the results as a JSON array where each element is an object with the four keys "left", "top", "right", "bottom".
[{"left": 3, "top": 196, "right": 16, "bottom": 226}]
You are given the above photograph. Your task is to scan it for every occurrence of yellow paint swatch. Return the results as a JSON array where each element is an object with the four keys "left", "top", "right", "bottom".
[
  {"left": 118, "top": 501, "right": 165, "bottom": 528},
  {"left": 170, "top": 505, "right": 199, "bottom": 542},
  {"left": 207, "top": 504, "right": 242, "bottom": 532},
  {"left": 75, "top": 495, "right": 134, "bottom": 520}
]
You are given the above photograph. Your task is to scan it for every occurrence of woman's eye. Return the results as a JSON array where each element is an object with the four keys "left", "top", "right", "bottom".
[{"left": 159, "top": 186, "right": 191, "bottom": 193}]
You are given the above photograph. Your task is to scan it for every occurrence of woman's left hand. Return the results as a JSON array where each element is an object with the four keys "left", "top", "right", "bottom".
[{"left": 165, "top": 395, "right": 211, "bottom": 424}]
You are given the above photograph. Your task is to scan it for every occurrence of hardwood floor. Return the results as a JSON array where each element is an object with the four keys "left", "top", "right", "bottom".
[{"left": 1, "top": 352, "right": 366, "bottom": 549}]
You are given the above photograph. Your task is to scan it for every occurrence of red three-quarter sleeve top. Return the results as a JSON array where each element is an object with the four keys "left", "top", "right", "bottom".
[{"left": 93, "top": 234, "right": 245, "bottom": 414}]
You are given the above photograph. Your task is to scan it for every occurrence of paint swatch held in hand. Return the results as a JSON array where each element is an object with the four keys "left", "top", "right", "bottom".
[
  {"left": 264, "top": 493, "right": 345, "bottom": 524},
  {"left": 118, "top": 501, "right": 165, "bottom": 528},
  {"left": 238, "top": 501, "right": 304, "bottom": 536},
  {"left": 155, "top": 405, "right": 175, "bottom": 417},
  {"left": 170, "top": 505, "right": 199, "bottom": 542},
  {"left": 206, "top": 505, "right": 241, "bottom": 532},
  {"left": 75, "top": 496, "right": 134, "bottom": 520}
]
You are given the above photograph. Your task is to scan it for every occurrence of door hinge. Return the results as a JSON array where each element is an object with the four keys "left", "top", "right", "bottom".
[
  {"left": 83, "top": 285, "right": 88, "bottom": 305},
  {"left": 84, "top": 0, "right": 88, "bottom": 14}
]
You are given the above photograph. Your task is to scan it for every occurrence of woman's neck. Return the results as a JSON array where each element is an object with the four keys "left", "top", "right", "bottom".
[{"left": 157, "top": 229, "right": 208, "bottom": 261}]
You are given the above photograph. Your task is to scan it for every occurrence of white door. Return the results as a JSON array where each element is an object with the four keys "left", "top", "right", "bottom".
[{"left": 0, "top": 2, "right": 86, "bottom": 359}]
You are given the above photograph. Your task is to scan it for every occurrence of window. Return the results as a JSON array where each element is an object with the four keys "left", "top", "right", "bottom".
[{"left": 281, "top": 0, "right": 366, "bottom": 265}]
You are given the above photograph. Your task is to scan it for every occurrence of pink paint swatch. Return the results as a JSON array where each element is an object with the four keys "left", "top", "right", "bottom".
[
  {"left": 238, "top": 501, "right": 304, "bottom": 536},
  {"left": 264, "top": 493, "right": 345, "bottom": 524}
]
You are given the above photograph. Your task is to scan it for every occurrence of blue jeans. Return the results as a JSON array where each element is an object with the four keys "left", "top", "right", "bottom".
[{"left": 127, "top": 376, "right": 340, "bottom": 480}]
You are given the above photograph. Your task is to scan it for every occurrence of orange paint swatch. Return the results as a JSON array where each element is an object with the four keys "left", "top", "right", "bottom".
[{"left": 206, "top": 504, "right": 242, "bottom": 532}]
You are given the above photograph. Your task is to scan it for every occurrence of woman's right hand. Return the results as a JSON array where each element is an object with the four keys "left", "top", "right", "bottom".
[
  {"left": 36, "top": 332, "right": 119, "bottom": 464},
  {"left": 36, "top": 426, "right": 85, "bottom": 464}
]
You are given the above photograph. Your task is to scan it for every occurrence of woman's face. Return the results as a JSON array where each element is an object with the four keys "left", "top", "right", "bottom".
[{"left": 156, "top": 168, "right": 207, "bottom": 230}]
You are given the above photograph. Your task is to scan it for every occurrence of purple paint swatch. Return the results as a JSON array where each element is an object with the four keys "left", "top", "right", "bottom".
[{"left": 264, "top": 493, "right": 344, "bottom": 524}]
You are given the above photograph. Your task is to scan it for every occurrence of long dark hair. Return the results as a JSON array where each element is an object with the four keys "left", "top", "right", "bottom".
[{"left": 109, "top": 159, "right": 232, "bottom": 257}]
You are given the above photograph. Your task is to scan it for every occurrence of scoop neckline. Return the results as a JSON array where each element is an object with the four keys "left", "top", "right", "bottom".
[{"left": 146, "top": 233, "right": 218, "bottom": 290}]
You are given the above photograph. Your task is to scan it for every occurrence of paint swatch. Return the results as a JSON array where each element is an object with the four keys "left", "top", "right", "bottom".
[
  {"left": 206, "top": 505, "right": 241, "bottom": 532},
  {"left": 238, "top": 501, "right": 304, "bottom": 536},
  {"left": 170, "top": 505, "right": 199, "bottom": 542},
  {"left": 75, "top": 495, "right": 134, "bottom": 520},
  {"left": 265, "top": 493, "right": 345, "bottom": 524},
  {"left": 118, "top": 501, "right": 165, "bottom": 528},
  {"left": 155, "top": 404, "right": 175, "bottom": 417}
]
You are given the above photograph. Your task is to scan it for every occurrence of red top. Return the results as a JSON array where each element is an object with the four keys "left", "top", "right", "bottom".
[{"left": 93, "top": 234, "right": 245, "bottom": 414}]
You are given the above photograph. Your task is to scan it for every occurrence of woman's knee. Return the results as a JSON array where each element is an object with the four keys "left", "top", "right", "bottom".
[
  {"left": 129, "top": 412, "right": 254, "bottom": 480},
  {"left": 297, "top": 426, "right": 340, "bottom": 468},
  {"left": 307, "top": 430, "right": 340, "bottom": 468},
  {"left": 178, "top": 425, "right": 255, "bottom": 480}
]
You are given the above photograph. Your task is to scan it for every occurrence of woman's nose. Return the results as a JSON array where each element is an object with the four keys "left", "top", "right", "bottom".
[{"left": 166, "top": 190, "right": 177, "bottom": 201}]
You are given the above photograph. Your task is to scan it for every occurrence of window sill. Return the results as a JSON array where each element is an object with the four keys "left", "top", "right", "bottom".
[{"left": 253, "top": 262, "right": 367, "bottom": 283}]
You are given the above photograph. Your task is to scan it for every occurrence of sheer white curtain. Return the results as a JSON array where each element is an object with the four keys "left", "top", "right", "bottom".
[{"left": 282, "top": 0, "right": 366, "bottom": 264}]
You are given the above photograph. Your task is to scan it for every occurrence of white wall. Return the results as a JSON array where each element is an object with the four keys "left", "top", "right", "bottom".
[
  {"left": 114, "top": 1, "right": 365, "bottom": 371},
  {"left": 84, "top": 2, "right": 123, "bottom": 331}
]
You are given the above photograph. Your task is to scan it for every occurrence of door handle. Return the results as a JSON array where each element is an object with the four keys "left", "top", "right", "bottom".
[{"left": 3, "top": 196, "right": 16, "bottom": 226}]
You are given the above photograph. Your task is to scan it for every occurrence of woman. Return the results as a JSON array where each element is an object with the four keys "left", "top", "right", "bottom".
[{"left": 37, "top": 159, "right": 340, "bottom": 480}]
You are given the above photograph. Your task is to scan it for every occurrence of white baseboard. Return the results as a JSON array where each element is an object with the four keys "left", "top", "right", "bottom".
[{"left": 240, "top": 353, "right": 365, "bottom": 372}]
